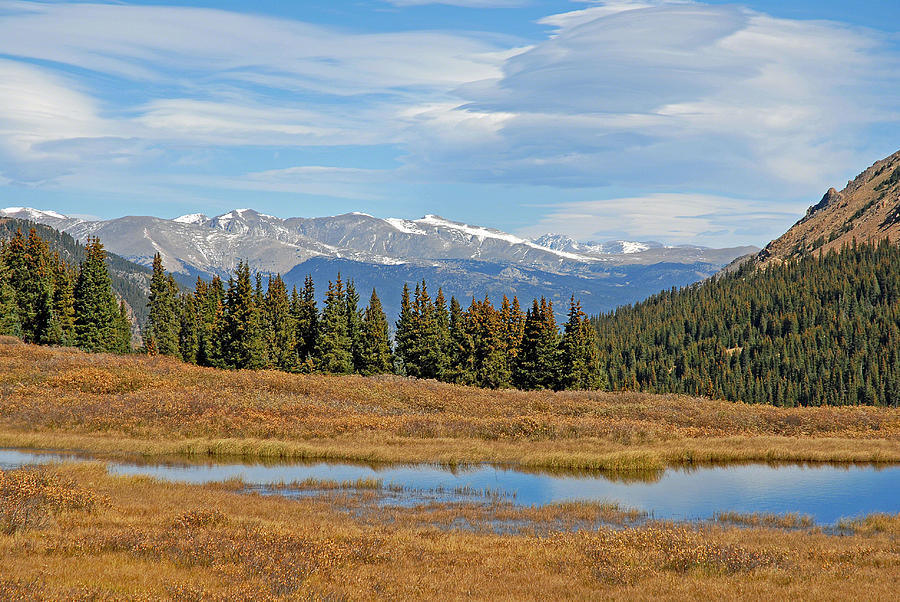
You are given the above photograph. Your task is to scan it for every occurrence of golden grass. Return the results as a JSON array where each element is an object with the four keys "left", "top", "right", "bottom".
[
  {"left": 2, "top": 338, "right": 900, "bottom": 471},
  {"left": 1, "top": 463, "right": 898, "bottom": 600}
]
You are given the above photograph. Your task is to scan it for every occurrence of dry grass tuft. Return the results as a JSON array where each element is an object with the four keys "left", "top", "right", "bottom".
[{"left": 0, "top": 468, "right": 108, "bottom": 534}]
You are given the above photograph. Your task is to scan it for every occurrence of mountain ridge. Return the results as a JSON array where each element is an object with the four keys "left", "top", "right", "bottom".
[
  {"left": 758, "top": 148, "right": 900, "bottom": 265},
  {"left": 0, "top": 206, "right": 757, "bottom": 317}
]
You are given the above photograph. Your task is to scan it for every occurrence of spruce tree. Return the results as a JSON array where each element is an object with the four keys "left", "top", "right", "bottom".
[
  {"left": 315, "top": 274, "right": 353, "bottom": 374},
  {"left": 559, "top": 296, "right": 604, "bottom": 390},
  {"left": 3, "top": 228, "right": 55, "bottom": 343},
  {"left": 51, "top": 256, "right": 76, "bottom": 346},
  {"left": 395, "top": 283, "right": 415, "bottom": 375},
  {"left": 73, "top": 237, "right": 121, "bottom": 352},
  {"left": 514, "top": 298, "right": 560, "bottom": 390},
  {"left": 147, "top": 253, "right": 180, "bottom": 357},
  {"left": 358, "top": 289, "right": 393, "bottom": 375},
  {"left": 345, "top": 281, "right": 363, "bottom": 372},
  {"left": 467, "top": 296, "right": 509, "bottom": 388},
  {"left": 444, "top": 296, "right": 474, "bottom": 385},
  {"left": 178, "top": 292, "right": 200, "bottom": 364},
  {"left": 114, "top": 300, "right": 133, "bottom": 353},
  {"left": 293, "top": 276, "right": 319, "bottom": 368},
  {"left": 264, "top": 274, "right": 298, "bottom": 371},
  {"left": 0, "top": 258, "right": 21, "bottom": 337},
  {"left": 219, "top": 261, "right": 268, "bottom": 369}
]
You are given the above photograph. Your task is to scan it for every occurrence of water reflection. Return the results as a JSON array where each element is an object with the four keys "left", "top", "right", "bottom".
[{"left": 1, "top": 448, "right": 898, "bottom": 524}]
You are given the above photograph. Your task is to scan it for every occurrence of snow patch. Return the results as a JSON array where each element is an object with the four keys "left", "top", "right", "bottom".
[
  {"left": 0, "top": 207, "right": 68, "bottom": 220},
  {"left": 416, "top": 215, "right": 595, "bottom": 262},
  {"left": 385, "top": 217, "right": 426, "bottom": 235},
  {"left": 173, "top": 213, "right": 208, "bottom": 224}
]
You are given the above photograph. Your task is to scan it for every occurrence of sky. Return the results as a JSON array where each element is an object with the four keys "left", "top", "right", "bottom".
[{"left": 1, "top": 0, "right": 899, "bottom": 247}]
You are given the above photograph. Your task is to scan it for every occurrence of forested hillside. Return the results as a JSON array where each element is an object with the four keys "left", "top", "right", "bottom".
[
  {"left": 592, "top": 240, "right": 900, "bottom": 406},
  {"left": 0, "top": 218, "right": 152, "bottom": 328}
]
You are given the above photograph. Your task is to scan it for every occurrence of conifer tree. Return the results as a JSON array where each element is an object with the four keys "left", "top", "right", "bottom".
[
  {"left": 345, "top": 280, "right": 363, "bottom": 372},
  {"left": 559, "top": 296, "right": 604, "bottom": 390},
  {"left": 467, "top": 296, "right": 509, "bottom": 388},
  {"left": 195, "top": 276, "right": 224, "bottom": 367},
  {"left": 264, "top": 274, "right": 298, "bottom": 371},
  {"left": 178, "top": 292, "right": 200, "bottom": 364},
  {"left": 514, "top": 298, "right": 560, "bottom": 390},
  {"left": 51, "top": 257, "right": 76, "bottom": 346},
  {"left": 147, "top": 253, "right": 179, "bottom": 357},
  {"left": 444, "top": 296, "right": 474, "bottom": 385},
  {"left": 0, "top": 258, "right": 21, "bottom": 337},
  {"left": 73, "top": 237, "right": 121, "bottom": 352},
  {"left": 219, "top": 261, "right": 268, "bottom": 369},
  {"left": 114, "top": 300, "right": 133, "bottom": 353},
  {"left": 315, "top": 274, "right": 353, "bottom": 374},
  {"left": 293, "top": 276, "right": 319, "bottom": 368},
  {"left": 358, "top": 289, "right": 393, "bottom": 375},
  {"left": 395, "top": 283, "right": 415, "bottom": 375},
  {"left": 500, "top": 295, "right": 525, "bottom": 378},
  {"left": 3, "top": 228, "right": 55, "bottom": 343}
]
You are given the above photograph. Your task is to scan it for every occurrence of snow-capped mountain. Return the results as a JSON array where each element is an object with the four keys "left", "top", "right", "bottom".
[
  {"left": 0, "top": 206, "right": 757, "bottom": 315},
  {"left": 532, "top": 233, "right": 664, "bottom": 256}
]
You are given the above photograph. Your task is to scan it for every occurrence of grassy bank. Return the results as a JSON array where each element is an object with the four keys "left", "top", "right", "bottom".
[
  {"left": 2, "top": 338, "right": 899, "bottom": 471},
  {"left": 2, "top": 463, "right": 899, "bottom": 600}
]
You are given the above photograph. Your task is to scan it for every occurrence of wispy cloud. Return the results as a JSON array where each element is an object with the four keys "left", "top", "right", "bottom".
[
  {"left": 520, "top": 193, "right": 806, "bottom": 247},
  {"left": 418, "top": 1, "right": 900, "bottom": 195}
]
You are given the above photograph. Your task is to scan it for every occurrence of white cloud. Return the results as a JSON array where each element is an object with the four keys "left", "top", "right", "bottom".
[
  {"left": 0, "top": 2, "right": 504, "bottom": 94},
  {"left": 413, "top": 2, "right": 900, "bottom": 195}
]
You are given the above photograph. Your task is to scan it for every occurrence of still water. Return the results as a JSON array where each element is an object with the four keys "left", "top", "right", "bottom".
[{"left": 2, "top": 448, "right": 897, "bottom": 524}]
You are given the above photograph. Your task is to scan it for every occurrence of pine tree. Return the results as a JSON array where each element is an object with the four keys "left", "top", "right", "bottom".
[
  {"left": 559, "top": 296, "right": 604, "bottom": 390},
  {"left": 358, "top": 289, "right": 393, "bottom": 375},
  {"left": 315, "top": 274, "right": 353, "bottom": 374},
  {"left": 73, "top": 237, "right": 121, "bottom": 352},
  {"left": 147, "top": 253, "right": 180, "bottom": 357},
  {"left": 219, "top": 261, "right": 268, "bottom": 369},
  {"left": 264, "top": 274, "right": 298, "bottom": 371}
]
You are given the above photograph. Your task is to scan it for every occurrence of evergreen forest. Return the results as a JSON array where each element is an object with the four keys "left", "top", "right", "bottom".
[
  {"left": 592, "top": 240, "right": 900, "bottom": 406},
  {"left": 144, "top": 254, "right": 604, "bottom": 391}
]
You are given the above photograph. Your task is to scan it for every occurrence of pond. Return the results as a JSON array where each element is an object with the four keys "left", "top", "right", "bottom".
[{"left": 2, "top": 448, "right": 898, "bottom": 524}]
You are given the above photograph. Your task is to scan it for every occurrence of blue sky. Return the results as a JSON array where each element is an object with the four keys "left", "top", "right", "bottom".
[{"left": 1, "top": 0, "right": 899, "bottom": 247}]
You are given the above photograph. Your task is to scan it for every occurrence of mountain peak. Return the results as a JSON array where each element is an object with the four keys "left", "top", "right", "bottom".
[
  {"left": 759, "top": 148, "right": 900, "bottom": 264},
  {"left": 0, "top": 207, "right": 69, "bottom": 221}
]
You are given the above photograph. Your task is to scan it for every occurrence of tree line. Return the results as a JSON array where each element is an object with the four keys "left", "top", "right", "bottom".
[
  {"left": 0, "top": 228, "right": 131, "bottom": 352},
  {"left": 146, "top": 254, "right": 604, "bottom": 390},
  {"left": 592, "top": 239, "right": 900, "bottom": 406}
]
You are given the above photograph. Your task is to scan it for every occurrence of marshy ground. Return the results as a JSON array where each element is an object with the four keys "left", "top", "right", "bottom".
[{"left": 1, "top": 338, "right": 899, "bottom": 599}]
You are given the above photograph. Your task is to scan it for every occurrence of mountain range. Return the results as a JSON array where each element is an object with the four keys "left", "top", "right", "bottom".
[{"left": 0, "top": 207, "right": 756, "bottom": 319}]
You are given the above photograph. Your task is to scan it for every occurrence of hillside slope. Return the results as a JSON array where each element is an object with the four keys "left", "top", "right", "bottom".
[{"left": 759, "top": 149, "right": 900, "bottom": 264}]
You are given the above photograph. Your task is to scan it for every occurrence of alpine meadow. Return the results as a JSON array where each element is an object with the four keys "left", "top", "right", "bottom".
[{"left": 1, "top": 1, "right": 899, "bottom": 600}]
